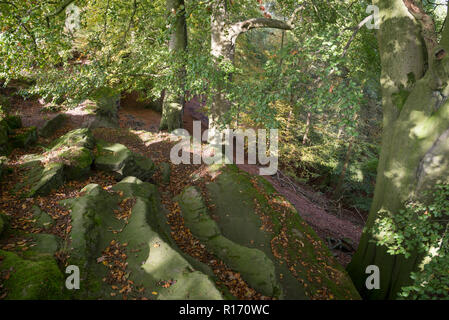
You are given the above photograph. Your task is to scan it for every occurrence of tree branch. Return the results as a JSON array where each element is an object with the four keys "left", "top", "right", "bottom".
[
  {"left": 230, "top": 17, "right": 292, "bottom": 38},
  {"left": 342, "top": 14, "right": 373, "bottom": 57}
]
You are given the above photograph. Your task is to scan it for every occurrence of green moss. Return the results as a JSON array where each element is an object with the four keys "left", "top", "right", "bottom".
[
  {"left": 176, "top": 186, "right": 280, "bottom": 298},
  {"left": 4, "top": 115, "right": 22, "bottom": 130},
  {"left": 39, "top": 114, "right": 68, "bottom": 138},
  {"left": 60, "top": 147, "right": 94, "bottom": 180},
  {"left": 32, "top": 206, "right": 54, "bottom": 230},
  {"left": 0, "top": 250, "right": 67, "bottom": 300},
  {"left": 111, "top": 176, "right": 157, "bottom": 199},
  {"left": 29, "top": 162, "right": 64, "bottom": 197},
  {"left": 50, "top": 128, "right": 95, "bottom": 150},
  {"left": 95, "top": 141, "right": 155, "bottom": 181},
  {"left": 200, "top": 164, "right": 359, "bottom": 300}
]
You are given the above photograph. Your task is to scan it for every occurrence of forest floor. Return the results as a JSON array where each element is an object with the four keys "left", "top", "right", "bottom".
[{"left": 3, "top": 93, "right": 363, "bottom": 267}]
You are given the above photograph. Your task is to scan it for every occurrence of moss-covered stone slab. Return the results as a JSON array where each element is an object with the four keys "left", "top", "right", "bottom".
[
  {"left": 29, "top": 162, "right": 64, "bottom": 197},
  {"left": 0, "top": 250, "right": 67, "bottom": 300},
  {"left": 203, "top": 165, "right": 360, "bottom": 300},
  {"left": 61, "top": 179, "right": 222, "bottom": 300},
  {"left": 95, "top": 141, "right": 155, "bottom": 181},
  {"left": 49, "top": 128, "right": 95, "bottom": 150},
  {"left": 111, "top": 176, "right": 157, "bottom": 199},
  {"left": 177, "top": 186, "right": 280, "bottom": 298},
  {"left": 39, "top": 114, "right": 68, "bottom": 138},
  {"left": 48, "top": 128, "right": 95, "bottom": 180},
  {"left": 32, "top": 206, "right": 54, "bottom": 230}
]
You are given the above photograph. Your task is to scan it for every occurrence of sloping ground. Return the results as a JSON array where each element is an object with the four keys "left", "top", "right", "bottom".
[
  {"left": 1, "top": 122, "right": 360, "bottom": 300},
  {"left": 177, "top": 165, "right": 359, "bottom": 299}
]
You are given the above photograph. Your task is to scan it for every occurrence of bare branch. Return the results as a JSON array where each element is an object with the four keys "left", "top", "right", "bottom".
[
  {"left": 230, "top": 17, "right": 292, "bottom": 38},
  {"left": 342, "top": 14, "right": 373, "bottom": 57}
]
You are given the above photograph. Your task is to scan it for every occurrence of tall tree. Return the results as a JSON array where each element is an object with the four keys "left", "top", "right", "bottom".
[
  {"left": 159, "top": 0, "right": 188, "bottom": 131},
  {"left": 348, "top": 0, "right": 449, "bottom": 299},
  {"left": 208, "top": 0, "right": 293, "bottom": 137}
]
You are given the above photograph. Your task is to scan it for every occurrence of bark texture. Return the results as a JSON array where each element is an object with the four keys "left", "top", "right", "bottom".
[
  {"left": 160, "top": 0, "right": 187, "bottom": 131},
  {"left": 348, "top": 0, "right": 449, "bottom": 299}
]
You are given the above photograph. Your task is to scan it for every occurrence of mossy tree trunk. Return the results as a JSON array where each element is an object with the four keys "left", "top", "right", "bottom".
[
  {"left": 160, "top": 0, "right": 187, "bottom": 131},
  {"left": 348, "top": 0, "right": 449, "bottom": 299}
]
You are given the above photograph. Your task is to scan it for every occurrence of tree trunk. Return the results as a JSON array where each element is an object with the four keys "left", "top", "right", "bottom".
[
  {"left": 160, "top": 0, "right": 187, "bottom": 131},
  {"left": 348, "top": 0, "right": 449, "bottom": 299}
]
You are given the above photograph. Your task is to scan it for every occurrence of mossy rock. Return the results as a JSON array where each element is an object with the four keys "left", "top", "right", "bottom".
[
  {"left": 61, "top": 180, "right": 222, "bottom": 300},
  {"left": 0, "top": 250, "right": 67, "bottom": 300},
  {"left": 50, "top": 128, "right": 95, "bottom": 150},
  {"left": 26, "top": 233, "right": 60, "bottom": 256},
  {"left": 39, "top": 114, "right": 68, "bottom": 138},
  {"left": 47, "top": 129, "right": 95, "bottom": 180},
  {"left": 28, "top": 162, "right": 65, "bottom": 197},
  {"left": 95, "top": 141, "right": 155, "bottom": 181},
  {"left": 32, "top": 206, "right": 54, "bottom": 230},
  {"left": 9, "top": 126, "right": 37, "bottom": 149},
  {"left": 60, "top": 146, "right": 94, "bottom": 180},
  {"left": 176, "top": 165, "right": 360, "bottom": 300},
  {"left": 176, "top": 186, "right": 280, "bottom": 298},
  {"left": 111, "top": 176, "right": 158, "bottom": 199},
  {"left": 207, "top": 165, "right": 360, "bottom": 300}
]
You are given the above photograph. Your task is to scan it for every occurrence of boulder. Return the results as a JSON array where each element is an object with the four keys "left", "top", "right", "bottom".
[
  {"left": 32, "top": 206, "right": 54, "bottom": 230},
  {"left": 39, "top": 114, "right": 68, "bottom": 138},
  {"left": 95, "top": 141, "right": 155, "bottom": 181},
  {"left": 60, "top": 178, "right": 222, "bottom": 300},
  {"left": 177, "top": 164, "right": 360, "bottom": 300},
  {"left": 0, "top": 250, "right": 66, "bottom": 300},
  {"left": 177, "top": 186, "right": 280, "bottom": 298},
  {"left": 49, "top": 128, "right": 95, "bottom": 180},
  {"left": 28, "top": 162, "right": 65, "bottom": 197}
]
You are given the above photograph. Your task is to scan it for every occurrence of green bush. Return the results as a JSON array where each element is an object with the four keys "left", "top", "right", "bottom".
[{"left": 373, "top": 184, "right": 449, "bottom": 299}]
